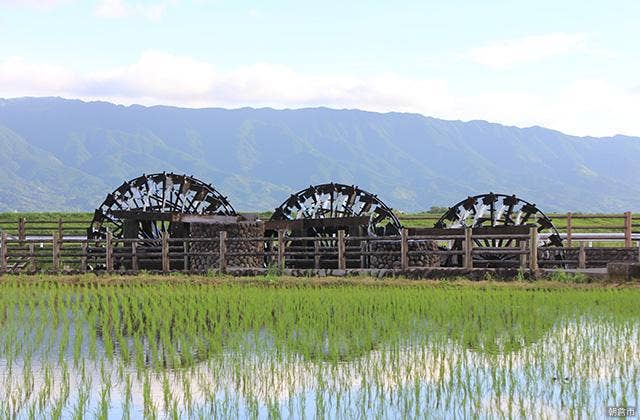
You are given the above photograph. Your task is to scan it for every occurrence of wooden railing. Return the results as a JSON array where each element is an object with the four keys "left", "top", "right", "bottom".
[
  {"left": 397, "top": 212, "right": 638, "bottom": 247},
  {"left": 0, "top": 212, "right": 637, "bottom": 247},
  {"left": 0, "top": 226, "right": 584, "bottom": 275}
]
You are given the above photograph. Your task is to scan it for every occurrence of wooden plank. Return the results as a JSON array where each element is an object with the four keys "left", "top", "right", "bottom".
[
  {"left": 219, "top": 231, "right": 227, "bottom": 273},
  {"left": 409, "top": 225, "right": 530, "bottom": 237},
  {"left": 337, "top": 230, "right": 346, "bottom": 270},
  {"left": 265, "top": 216, "right": 370, "bottom": 232},
  {"left": 519, "top": 239, "right": 527, "bottom": 269}
]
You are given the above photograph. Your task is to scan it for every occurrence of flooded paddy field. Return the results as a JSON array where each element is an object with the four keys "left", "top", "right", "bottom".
[{"left": 0, "top": 276, "right": 638, "bottom": 418}]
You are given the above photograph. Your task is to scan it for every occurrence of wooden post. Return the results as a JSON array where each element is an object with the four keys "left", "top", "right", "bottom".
[
  {"left": 566, "top": 212, "right": 573, "bottom": 248},
  {"left": 337, "top": 230, "right": 346, "bottom": 270},
  {"left": 28, "top": 243, "right": 35, "bottom": 273},
  {"left": 52, "top": 233, "right": 60, "bottom": 272},
  {"left": 0, "top": 231, "right": 7, "bottom": 273},
  {"left": 360, "top": 240, "right": 367, "bottom": 269},
  {"left": 400, "top": 228, "right": 409, "bottom": 270},
  {"left": 80, "top": 241, "right": 87, "bottom": 273},
  {"left": 277, "top": 230, "right": 285, "bottom": 270},
  {"left": 58, "top": 217, "right": 64, "bottom": 241},
  {"left": 519, "top": 239, "right": 527, "bottom": 269},
  {"left": 624, "top": 211, "right": 632, "bottom": 248},
  {"left": 463, "top": 227, "right": 473, "bottom": 269},
  {"left": 183, "top": 241, "right": 189, "bottom": 272},
  {"left": 578, "top": 241, "right": 586, "bottom": 269},
  {"left": 314, "top": 240, "right": 320, "bottom": 269},
  {"left": 161, "top": 230, "right": 169, "bottom": 273},
  {"left": 131, "top": 241, "right": 138, "bottom": 272},
  {"left": 529, "top": 227, "right": 538, "bottom": 272},
  {"left": 18, "top": 217, "right": 26, "bottom": 243},
  {"left": 219, "top": 231, "right": 227, "bottom": 273},
  {"left": 105, "top": 230, "right": 113, "bottom": 272}
]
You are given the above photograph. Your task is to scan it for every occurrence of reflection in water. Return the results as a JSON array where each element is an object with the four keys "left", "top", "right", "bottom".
[{"left": 0, "top": 282, "right": 638, "bottom": 418}]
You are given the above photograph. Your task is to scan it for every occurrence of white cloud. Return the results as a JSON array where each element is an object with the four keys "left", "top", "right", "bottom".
[
  {"left": 0, "top": 52, "right": 639, "bottom": 137},
  {"left": 469, "top": 33, "right": 587, "bottom": 69},
  {"left": 94, "top": 0, "right": 175, "bottom": 20},
  {"left": 0, "top": 0, "right": 70, "bottom": 9}
]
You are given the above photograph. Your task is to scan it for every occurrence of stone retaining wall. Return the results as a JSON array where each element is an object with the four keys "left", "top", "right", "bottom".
[
  {"left": 189, "top": 222, "right": 264, "bottom": 271},
  {"left": 540, "top": 247, "right": 639, "bottom": 268},
  {"left": 369, "top": 239, "right": 441, "bottom": 269}
]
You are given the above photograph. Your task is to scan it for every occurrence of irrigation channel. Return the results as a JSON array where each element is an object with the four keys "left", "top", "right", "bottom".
[{"left": 0, "top": 280, "right": 638, "bottom": 418}]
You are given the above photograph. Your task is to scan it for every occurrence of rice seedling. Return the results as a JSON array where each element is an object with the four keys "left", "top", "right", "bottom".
[{"left": 0, "top": 276, "right": 637, "bottom": 417}]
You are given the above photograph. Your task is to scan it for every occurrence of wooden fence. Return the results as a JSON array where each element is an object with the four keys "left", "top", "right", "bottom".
[
  {"left": 0, "top": 212, "right": 637, "bottom": 246},
  {"left": 0, "top": 225, "right": 625, "bottom": 275},
  {"left": 398, "top": 212, "right": 637, "bottom": 247}
]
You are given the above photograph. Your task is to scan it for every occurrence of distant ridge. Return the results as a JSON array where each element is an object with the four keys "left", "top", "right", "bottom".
[{"left": 0, "top": 96, "right": 639, "bottom": 212}]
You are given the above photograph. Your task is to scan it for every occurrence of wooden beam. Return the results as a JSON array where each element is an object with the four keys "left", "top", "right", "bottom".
[{"left": 265, "top": 216, "right": 370, "bottom": 232}]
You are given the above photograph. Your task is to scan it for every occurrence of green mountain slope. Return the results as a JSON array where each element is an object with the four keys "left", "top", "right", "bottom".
[{"left": 0, "top": 97, "right": 638, "bottom": 212}]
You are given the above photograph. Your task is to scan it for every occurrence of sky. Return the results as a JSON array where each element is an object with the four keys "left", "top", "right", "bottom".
[{"left": 0, "top": 0, "right": 639, "bottom": 137}]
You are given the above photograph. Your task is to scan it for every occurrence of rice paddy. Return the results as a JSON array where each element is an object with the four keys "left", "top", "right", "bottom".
[{"left": 0, "top": 275, "right": 638, "bottom": 418}]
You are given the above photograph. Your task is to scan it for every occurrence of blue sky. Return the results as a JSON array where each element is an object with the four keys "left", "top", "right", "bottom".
[{"left": 1, "top": 0, "right": 638, "bottom": 136}]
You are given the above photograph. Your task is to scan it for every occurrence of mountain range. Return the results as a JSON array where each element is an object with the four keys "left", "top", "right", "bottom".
[{"left": 1, "top": 96, "right": 639, "bottom": 213}]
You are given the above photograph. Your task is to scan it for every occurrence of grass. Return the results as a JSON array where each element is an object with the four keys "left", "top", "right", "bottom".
[{"left": 0, "top": 275, "right": 638, "bottom": 417}]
